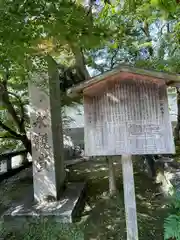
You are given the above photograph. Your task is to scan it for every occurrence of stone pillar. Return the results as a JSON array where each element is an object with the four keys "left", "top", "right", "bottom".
[{"left": 28, "top": 56, "right": 65, "bottom": 202}]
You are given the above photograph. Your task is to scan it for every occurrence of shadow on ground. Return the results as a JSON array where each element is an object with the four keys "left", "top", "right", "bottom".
[
  {"left": 0, "top": 158, "right": 167, "bottom": 239},
  {"left": 68, "top": 158, "right": 167, "bottom": 240},
  {"left": 0, "top": 168, "right": 33, "bottom": 216}
]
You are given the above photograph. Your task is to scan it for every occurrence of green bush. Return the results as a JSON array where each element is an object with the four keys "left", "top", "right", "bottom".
[{"left": 164, "top": 191, "right": 180, "bottom": 240}]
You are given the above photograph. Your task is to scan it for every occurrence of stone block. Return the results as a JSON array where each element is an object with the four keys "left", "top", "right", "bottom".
[{"left": 3, "top": 182, "right": 86, "bottom": 228}]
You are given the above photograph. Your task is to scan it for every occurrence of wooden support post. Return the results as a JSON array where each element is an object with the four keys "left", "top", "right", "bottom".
[
  {"left": 121, "top": 155, "right": 138, "bottom": 240},
  {"left": 106, "top": 157, "right": 117, "bottom": 196}
]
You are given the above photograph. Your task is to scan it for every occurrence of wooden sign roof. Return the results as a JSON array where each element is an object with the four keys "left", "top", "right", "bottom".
[{"left": 67, "top": 65, "right": 180, "bottom": 97}]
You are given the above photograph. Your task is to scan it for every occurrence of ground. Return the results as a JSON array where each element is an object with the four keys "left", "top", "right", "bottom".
[{"left": 0, "top": 158, "right": 168, "bottom": 240}]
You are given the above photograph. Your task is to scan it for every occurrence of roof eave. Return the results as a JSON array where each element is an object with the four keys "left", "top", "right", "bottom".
[{"left": 67, "top": 65, "right": 180, "bottom": 98}]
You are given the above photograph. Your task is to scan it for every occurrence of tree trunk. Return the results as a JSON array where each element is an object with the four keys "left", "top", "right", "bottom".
[
  {"left": 144, "top": 155, "right": 156, "bottom": 179},
  {"left": 174, "top": 87, "right": 180, "bottom": 143},
  {"left": 21, "top": 135, "right": 32, "bottom": 155},
  {"left": 0, "top": 76, "right": 31, "bottom": 155},
  {"left": 106, "top": 157, "right": 117, "bottom": 195},
  {"left": 141, "top": 21, "right": 153, "bottom": 58},
  {"left": 70, "top": 44, "right": 90, "bottom": 81}
]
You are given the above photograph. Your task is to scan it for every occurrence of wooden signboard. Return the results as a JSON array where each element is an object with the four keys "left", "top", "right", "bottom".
[
  {"left": 84, "top": 78, "right": 175, "bottom": 156},
  {"left": 68, "top": 67, "right": 179, "bottom": 240}
]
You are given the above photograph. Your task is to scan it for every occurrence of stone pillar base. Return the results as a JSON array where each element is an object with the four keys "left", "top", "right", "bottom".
[{"left": 2, "top": 182, "right": 86, "bottom": 228}]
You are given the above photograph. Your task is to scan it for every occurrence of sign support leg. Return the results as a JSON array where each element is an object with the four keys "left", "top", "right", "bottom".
[{"left": 121, "top": 155, "right": 138, "bottom": 240}]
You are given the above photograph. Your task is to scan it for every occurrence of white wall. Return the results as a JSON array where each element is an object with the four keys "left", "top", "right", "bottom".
[
  {"left": 64, "top": 104, "right": 84, "bottom": 129},
  {"left": 168, "top": 93, "right": 177, "bottom": 122}
]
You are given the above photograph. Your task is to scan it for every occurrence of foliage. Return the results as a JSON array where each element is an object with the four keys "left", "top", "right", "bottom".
[
  {"left": 0, "top": 0, "right": 180, "bottom": 152},
  {"left": 0, "top": 0, "right": 112, "bottom": 153},
  {"left": 0, "top": 62, "right": 31, "bottom": 153},
  {"left": 85, "top": 0, "right": 180, "bottom": 76},
  {"left": 164, "top": 190, "right": 180, "bottom": 240}
]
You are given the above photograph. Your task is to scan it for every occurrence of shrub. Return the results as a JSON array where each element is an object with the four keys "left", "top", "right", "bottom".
[{"left": 164, "top": 191, "right": 180, "bottom": 240}]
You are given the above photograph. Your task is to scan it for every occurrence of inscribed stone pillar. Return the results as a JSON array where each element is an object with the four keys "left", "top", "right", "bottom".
[{"left": 28, "top": 57, "right": 65, "bottom": 202}]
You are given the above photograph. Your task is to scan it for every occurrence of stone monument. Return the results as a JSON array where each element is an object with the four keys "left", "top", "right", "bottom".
[
  {"left": 28, "top": 56, "right": 65, "bottom": 202},
  {"left": 3, "top": 56, "right": 85, "bottom": 225}
]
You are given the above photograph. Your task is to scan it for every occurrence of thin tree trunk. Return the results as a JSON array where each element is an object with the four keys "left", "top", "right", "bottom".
[
  {"left": 144, "top": 155, "right": 156, "bottom": 179},
  {"left": 21, "top": 135, "right": 32, "bottom": 155},
  {"left": 141, "top": 20, "right": 153, "bottom": 57},
  {"left": 106, "top": 157, "right": 117, "bottom": 195},
  {"left": 2, "top": 88, "right": 26, "bottom": 135},
  {"left": 70, "top": 44, "right": 90, "bottom": 80}
]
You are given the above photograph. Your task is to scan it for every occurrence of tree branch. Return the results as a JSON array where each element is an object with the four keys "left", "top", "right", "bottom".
[
  {"left": 0, "top": 120, "right": 23, "bottom": 140},
  {"left": 70, "top": 44, "right": 90, "bottom": 80},
  {"left": 0, "top": 135, "right": 21, "bottom": 140},
  {"left": 7, "top": 91, "right": 26, "bottom": 128},
  {"left": 140, "top": 21, "right": 153, "bottom": 57},
  {"left": 89, "top": 61, "right": 105, "bottom": 74},
  {"left": 86, "top": 0, "right": 93, "bottom": 22},
  {"left": 160, "top": 23, "right": 168, "bottom": 34},
  {"left": 1, "top": 81, "right": 26, "bottom": 135},
  {"left": 110, "top": 47, "right": 120, "bottom": 69}
]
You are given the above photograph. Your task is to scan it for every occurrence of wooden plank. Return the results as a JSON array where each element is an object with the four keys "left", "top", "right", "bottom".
[
  {"left": 121, "top": 155, "right": 138, "bottom": 240},
  {"left": 84, "top": 80, "right": 175, "bottom": 156}
]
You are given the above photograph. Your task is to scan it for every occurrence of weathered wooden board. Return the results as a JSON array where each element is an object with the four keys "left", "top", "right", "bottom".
[{"left": 84, "top": 78, "right": 175, "bottom": 156}]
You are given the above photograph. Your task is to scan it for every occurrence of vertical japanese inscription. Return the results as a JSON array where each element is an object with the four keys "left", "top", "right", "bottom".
[
  {"left": 33, "top": 111, "right": 48, "bottom": 128},
  {"left": 32, "top": 111, "right": 51, "bottom": 172}
]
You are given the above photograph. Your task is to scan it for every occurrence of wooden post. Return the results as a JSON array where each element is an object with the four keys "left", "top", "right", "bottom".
[
  {"left": 121, "top": 155, "right": 138, "bottom": 240},
  {"left": 106, "top": 157, "right": 117, "bottom": 196}
]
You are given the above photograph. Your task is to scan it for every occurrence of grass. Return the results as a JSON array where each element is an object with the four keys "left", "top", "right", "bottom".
[
  {"left": 0, "top": 158, "right": 168, "bottom": 239},
  {"left": 69, "top": 158, "right": 167, "bottom": 240},
  {"left": 0, "top": 220, "right": 84, "bottom": 240}
]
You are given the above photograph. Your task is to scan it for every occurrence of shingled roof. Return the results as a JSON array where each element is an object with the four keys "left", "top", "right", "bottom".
[{"left": 67, "top": 65, "right": 180, "bottom": 97}]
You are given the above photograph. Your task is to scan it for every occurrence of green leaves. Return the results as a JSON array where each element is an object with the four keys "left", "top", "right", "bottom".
[
  {"left": 0, "top": 105, "right": 6, "bottom": 111},
  {"left": 0, "top": 131, "right": 15, "bottom": 139},
  {"left": 164, "top": 215, "right": 180, "bottom": 240},
  {"left": 151, "top": 0, "right": 178, "bottom": 12},
  {"left": 164, "top": 190, "right": 180, "bottom": 240}
]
